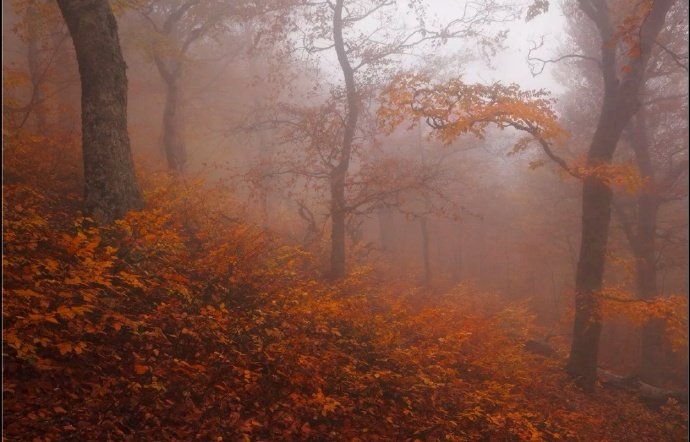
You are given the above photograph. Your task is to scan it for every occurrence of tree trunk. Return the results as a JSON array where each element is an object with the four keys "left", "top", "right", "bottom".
[
  {"left": 162, "top": 74, "right": 187, "bottom": 173},
  {"left": 328, "top": 0, "right": 359, "bottom": 279},
  {"left": 567, "top": 103, "right": 629, "bottom": 389},
  {"left": 567, "top": 0, "right": 673, "bottom": 390},
  {"left": 628, "top": 110, "right": 665, "bottom": 385},
  {"left": 567, "top": 175, "right": 610, "bottom": 389},
  {"left": 57, "top": 0, "right": 142, "bottom": 224}
]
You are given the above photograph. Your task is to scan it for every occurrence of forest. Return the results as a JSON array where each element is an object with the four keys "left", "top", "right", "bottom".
[{"left": 2, "top": 0, "right": 688, "bottom": 440}]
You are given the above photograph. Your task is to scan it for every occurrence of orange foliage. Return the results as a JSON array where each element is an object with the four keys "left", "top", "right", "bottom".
[
  {"left": 378, "top": 72, "right": 566, "bottom": 147},
  {"left": 3, "top": 127, "right": 688, "bottom": 441},
  {"left": 599, "top": 286, "right": 689, "bottom": 352}
]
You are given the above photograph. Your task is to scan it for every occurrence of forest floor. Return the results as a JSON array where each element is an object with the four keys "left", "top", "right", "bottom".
[{"left": 3, "top": 131, "right": 688, "bottom": 441}]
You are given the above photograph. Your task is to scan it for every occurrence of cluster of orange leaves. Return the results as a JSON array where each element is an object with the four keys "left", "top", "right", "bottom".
[
  {"left": 3, "top": 126, "right": 688, "bottom": 441},
  {"left": 572, "top": 161, "right": 648, "bottom": 193},
  {"left": 599, "top": 286, "right": 689, "bottom": 352},
  {"left": 377, "top": 73, "right": 566, "bottom": 147},
  {"left": 610, "top": 0, "right": 655, "bottom": 65}
]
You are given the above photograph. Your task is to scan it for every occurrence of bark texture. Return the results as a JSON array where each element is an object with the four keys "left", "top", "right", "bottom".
[{"left": 57, "top": 0, "right": 143, "bottom": 224}]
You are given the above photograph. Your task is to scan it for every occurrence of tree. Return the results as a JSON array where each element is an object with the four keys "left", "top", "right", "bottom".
[
  {"left": 560, "top": 0, "right": 676, "bottom": 390},
  {"left": 287, "top": 0, "right": 516, "bottom": 278},
  {"left": 4, "top": 0, "right": 73, "bottom": 131},
  {"left": 134, "top": 0, "right": 226, "bottom": 173},
  {"left": 57, "top": 0, "right": 143, "bottom": 223},
  {"left": 133, "top": 0, "right": 292, "bottom": 174},
  {"left": 532, "top": 0, "right": 687, "bottom": 386},
  {"left": 246, "top": 96, "right": 457, "bottom": 278}
]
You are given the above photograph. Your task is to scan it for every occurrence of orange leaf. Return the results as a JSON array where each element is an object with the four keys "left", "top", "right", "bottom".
[{"left": 57, "top": 342, "right": 72, "bottom": 355}]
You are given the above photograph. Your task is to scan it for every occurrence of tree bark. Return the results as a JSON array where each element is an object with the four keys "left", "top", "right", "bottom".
[
  {"left": 567, "top": 0, "right": 674, "bottom": 390},
  {"left": 57, "top": 0, "right": 143, "bottom": 224},
  {"left": 328, "top": 0, "right": 359, "bottom": 278}
]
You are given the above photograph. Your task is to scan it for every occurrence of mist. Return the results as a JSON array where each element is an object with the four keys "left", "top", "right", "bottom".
[{"left": 3, "top": 0, "right": 688, "bottom": 440}]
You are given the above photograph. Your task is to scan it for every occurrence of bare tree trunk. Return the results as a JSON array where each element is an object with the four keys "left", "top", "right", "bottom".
[
  {"left": 161, "top": 74, "right": 187, "bottom": 173},
  {"left": 568, "top": 173, "right": 614, "bottom": 389},
  {"left": 57, "top": 0, "right": 143, "bottom": 224},
  {"left": 328, "top": 0, "right": 359, "bottom": 278}
]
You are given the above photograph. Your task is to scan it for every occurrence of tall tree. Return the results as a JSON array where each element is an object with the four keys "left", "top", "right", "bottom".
[
  {"left": 296, "top": 0, "right": 515, "bottom": 278},
  {"left": 57, "top": 0, "right": 143, "bottom": 223},
  {"left": 564, "top": 0, "right": 675, "bottom": 390}
]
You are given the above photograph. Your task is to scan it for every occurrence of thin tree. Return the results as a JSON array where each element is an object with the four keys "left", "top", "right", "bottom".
[{"left": 298, "top": 0, "right": 516, "bottom": 278}]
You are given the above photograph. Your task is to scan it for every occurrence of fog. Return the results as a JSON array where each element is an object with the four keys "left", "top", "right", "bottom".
[{"left": 3, "top": 0, "right": 689, "bottom": 439}]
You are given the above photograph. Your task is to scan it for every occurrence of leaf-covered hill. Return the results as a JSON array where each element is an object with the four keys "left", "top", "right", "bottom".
[{"left": 3, "top": 130, "right": 687, "bottom": 441}]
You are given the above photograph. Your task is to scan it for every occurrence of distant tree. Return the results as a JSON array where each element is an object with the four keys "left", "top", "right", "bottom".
[
  {"left": 132, "top": 0, "right": 293, "bottom": 174},
  {"left": 289, "top": 0, "right": 516, "bottom": 278},
  {"left": 5, "top": 0, "right": 73, "bottom": 131},
  {"left": 57, "top": 0, "right": 142, "bottom": 223}
]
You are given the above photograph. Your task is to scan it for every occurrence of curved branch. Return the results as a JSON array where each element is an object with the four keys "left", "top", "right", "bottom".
[
  {"left": 655, "top": 40, "right": 689, "bottom": 73},
  {"left": 527, "top": 36, "right": 601, "bottom": 77}
]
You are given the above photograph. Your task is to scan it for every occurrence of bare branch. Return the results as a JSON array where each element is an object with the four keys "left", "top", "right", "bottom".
[
  {"left": 655, "top": 40, "right": 689, "bottom": 72},
  {"left": 527, "top": 36, "right": 601, "bottom": 77}
]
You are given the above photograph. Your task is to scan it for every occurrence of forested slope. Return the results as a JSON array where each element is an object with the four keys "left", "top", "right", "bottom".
[{"left": 3, "top": 130, "right": 687, "bottom": 441}]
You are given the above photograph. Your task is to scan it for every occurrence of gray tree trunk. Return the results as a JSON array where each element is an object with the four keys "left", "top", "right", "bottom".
[{"left": 57, "top": 0, "right": 143, "bottom": 223}]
